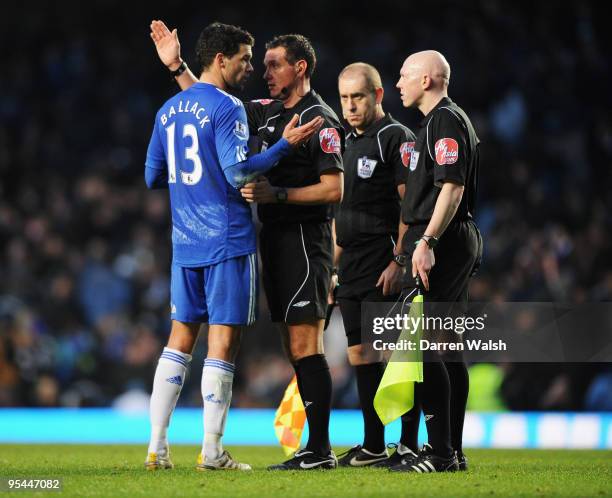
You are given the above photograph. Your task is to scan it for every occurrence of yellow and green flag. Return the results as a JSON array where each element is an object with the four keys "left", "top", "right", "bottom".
[
  {"left": 374, "top": 293, "right": 424, "bottom": 425},
  {"left": 273, "top": 375, "right": 306, "bottom": 455}
]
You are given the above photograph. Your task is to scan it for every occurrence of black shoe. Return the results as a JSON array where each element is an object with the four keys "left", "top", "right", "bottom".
[
  {"left": 456, "top": 451, "right": 468, "bottom": 471},
  {"left": 389, "top": 444, "right": 459, "bottom": 473},
  {"left": 268, "top": 449, "right": 337, "bottom": 470},
  {"left": 371, "top": 443, "right": 418, "bottom": 469},
  {"left": 337, "top": 445, "right": 388, "bottom": 467}
]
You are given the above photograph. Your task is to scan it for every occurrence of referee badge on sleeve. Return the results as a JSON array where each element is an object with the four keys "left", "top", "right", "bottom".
[
  {"left": 319, "top": 128, "right": 341, "bottom": 154},
  {"left": 409, "top": 151, "right": 420, "bottom": 171},
  {"left": 434, "top": 138, "right": 459, "bottom": 165},
  {"left": 400, "top": 141, "right": 415, "bottom": 167},
  {"left": 357, "top": 156, "right": 378, "bottom": 179}
]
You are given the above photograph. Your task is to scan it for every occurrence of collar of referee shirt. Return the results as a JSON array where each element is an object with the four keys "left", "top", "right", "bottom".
[
  {"left": 280, "top": 89, "right": 317, "bottom": 112},
  {"left": 347, "top": 112, "right": 393, "bottom": 138},
  {"left": 419, "top": 96, "right": 453, "bottom": 126}
]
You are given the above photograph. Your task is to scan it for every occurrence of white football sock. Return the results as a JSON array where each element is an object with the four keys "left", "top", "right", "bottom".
[
  {"left": 148, "top": 347, "right": 192, "bottom": 456},
  {"left": 201, "top": 358, "right": 235, "bottom": 460}
]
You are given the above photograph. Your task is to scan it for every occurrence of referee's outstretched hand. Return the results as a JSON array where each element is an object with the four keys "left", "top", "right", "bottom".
[
  {"left": 282, "top": 114, "right": 324, "bottom": 147},
  {"left": 412, "top": 239, "right": 435, "bottom": 291}
]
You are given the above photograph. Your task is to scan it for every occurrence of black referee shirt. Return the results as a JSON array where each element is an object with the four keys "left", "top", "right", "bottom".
[
  {"left": 401, "top": 97, "right": 480, "bottom": 226},
  {"left": 245, "top": 90, "right": 344, "bottom": 224},
  {"left": 335, "top": 113, "right": 416, "bottom": 247}
]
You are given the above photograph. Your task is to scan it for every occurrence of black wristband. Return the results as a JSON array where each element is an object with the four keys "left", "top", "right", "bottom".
[
  {"left": 170, "top": 61, "right": 187, "bottom": 79},
  {"left": 393, "top": 254, "right": 407, "bottom": 267},
  {"left": 421, "top": 235, "right": 439, "bottom": 249}
]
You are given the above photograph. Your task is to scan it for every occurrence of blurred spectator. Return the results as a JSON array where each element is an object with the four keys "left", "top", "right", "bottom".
[{"left": 0, "top": 1, "right": 610, "bottom": 410}]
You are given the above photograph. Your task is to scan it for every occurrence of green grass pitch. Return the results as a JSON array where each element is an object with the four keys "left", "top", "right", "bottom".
[{"left": 1, "top": 445, "right": 611, "bottom": 497}]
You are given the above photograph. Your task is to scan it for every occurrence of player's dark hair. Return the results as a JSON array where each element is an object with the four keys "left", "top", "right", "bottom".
[
  {"left": 195, "top": 22, "right": 254, "bottom": 73},
  {"left": 265, "top": 34, "right": 317, "bottom": 78}
]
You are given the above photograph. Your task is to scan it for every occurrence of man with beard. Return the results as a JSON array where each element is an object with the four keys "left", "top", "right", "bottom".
[{"left": 150, "top": 21, "right": 344, "bottom": 470}]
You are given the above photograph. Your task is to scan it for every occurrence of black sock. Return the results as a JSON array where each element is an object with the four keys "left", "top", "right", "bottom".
[
  {"left": 445, "top": 360, "right": 469, "bottom": 454},
  {"left": 355, "top": 362, "right": 385, "bottom": 453},
  {"left": 421, "top": 360, "right": 452, "bottom": 458},
  {"left": 296, "top": 354, "right": 332, "bottom": 455},
  {"left": 293, "top": 363, "right": 305, "bottom": 403},
  {"left": 400, "top": 382, "right": 422, "bottom": 452}
]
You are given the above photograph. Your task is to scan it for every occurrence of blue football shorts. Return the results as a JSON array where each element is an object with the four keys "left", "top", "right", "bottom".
[{"left": 170, "top": 253, "right": 258, "bottom": 325}]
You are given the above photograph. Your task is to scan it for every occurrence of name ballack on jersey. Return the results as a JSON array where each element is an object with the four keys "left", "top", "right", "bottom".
[
  {"left": 146, "top": 83, "right": 255, "bottom": 267},
  {"left": 159, "top": 99, "right": 211, "bottom": 128}
]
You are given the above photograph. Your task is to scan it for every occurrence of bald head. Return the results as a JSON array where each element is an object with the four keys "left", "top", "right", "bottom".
[
  {"left": 403, "top": 50, "right": 450, "bottom": 88},
  {"left": 397, "top": 50, "right": 451, "bottom": 112},
  {"left": 338, "top": 62, "right": 382, "bottom": 93}
]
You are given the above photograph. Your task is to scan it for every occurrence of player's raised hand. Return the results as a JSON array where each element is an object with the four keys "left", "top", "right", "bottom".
[
  {"left": 282, "top": 114, "right": 324, "bottom": 147},
  {"left": 150, "top": 20, "right": 182, "bottom": 70}
]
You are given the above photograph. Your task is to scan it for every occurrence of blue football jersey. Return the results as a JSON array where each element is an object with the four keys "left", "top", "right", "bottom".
[{"left": 146, "top": 83, "right": 255, "bottom": 267}]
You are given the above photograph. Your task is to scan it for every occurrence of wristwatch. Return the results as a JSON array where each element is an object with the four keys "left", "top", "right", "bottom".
[
  {"left": 393, "top": 254, "right": 407, "bottom": 267},
  {"left": 275, "top": 188, "right": 288, "bottom": 203},
  {"left": 421, "top": 234, "right": 439, "bottom": 249},
  {"left": 170, "top": 61, "right": 187, "bottom": 78}
]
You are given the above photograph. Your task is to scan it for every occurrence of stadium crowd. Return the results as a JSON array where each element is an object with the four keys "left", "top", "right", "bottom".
[{"left": 1, "top": 1, "right": 610, "bottom": 411}]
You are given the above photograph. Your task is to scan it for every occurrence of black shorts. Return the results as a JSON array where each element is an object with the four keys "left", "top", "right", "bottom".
[
  {"left": 401, "top": 219, "right": 483, "bottom": 304},
  {"left": 260, "top": 221, "right": 333, "bottom": 324},
  {"left": 338, "top": 288, "right": 400, "bottom": 348},
  {"left": 337, "top": 235, "right": 397, "bottom": 299},
  {"left": 337, "top": 236, "right": 399, "bottom": 347},
  {"left": 401, "top": 220, "right": 482, "bottom": 360}
]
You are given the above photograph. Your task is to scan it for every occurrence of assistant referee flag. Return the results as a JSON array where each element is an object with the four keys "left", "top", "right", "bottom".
[
  {"left": 374, "top": 293, "right": 424, "bottom": 425},
  {"left": 274, "top": 375, "right": 306, "bottom": 455}
]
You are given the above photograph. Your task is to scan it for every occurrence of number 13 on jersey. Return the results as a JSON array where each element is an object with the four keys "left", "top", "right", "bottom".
[{"left": 165, "top": 123, "right": 203, "bottom": 186}]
